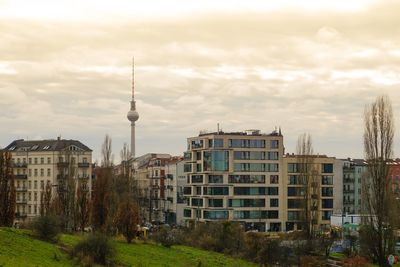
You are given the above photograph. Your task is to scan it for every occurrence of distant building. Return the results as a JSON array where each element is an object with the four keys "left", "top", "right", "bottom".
[
  {"left": 4, "top": 137, "right": 92, "bottom": 222},
  {"left": 183, "top": 129, "right": 342, "bottom": 232},
  {"left": 165, "top": 157, "right": 187, "bottom": 225},
  {"left": 341, "top": 159, "right": 367, "bottom": 214}
]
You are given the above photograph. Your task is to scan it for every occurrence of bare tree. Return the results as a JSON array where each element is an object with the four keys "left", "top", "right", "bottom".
[
  {"left": 76, "top": 181, "right": 90, "bottom": 232},
  {"left": 40, "top": 181, "right": 52, "bottom": 217},
  {"left": 101, "top": 134, "right": 114, "bottom": 167},
  {"left": 361, "top": 95, "right": 395, "bottom": 266},
  {"left": 0, "top": 151, "right": 16, "bottom": 226},
  {"left": 296, "top": 133, "right": 319, "bottom": 239},
  {"left": 114, "top": 199, "right": 140, "bottom": 243}
]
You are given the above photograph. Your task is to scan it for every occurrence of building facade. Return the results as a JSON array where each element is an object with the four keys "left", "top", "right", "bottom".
[
  {"left": 4, "top": 138, "right": 92, "bottom": 222},
  {"left": 183, "top": 130, "right": 284, "bottom": 232},
  {"left": 165, "top": 158, "right": 187, "bottom": 225},
  {"left": 341, "top": 159, "right": 366, "bottom": 214},
  {"left": 282, "top": 155, "right": 343, "bottom": 231}
]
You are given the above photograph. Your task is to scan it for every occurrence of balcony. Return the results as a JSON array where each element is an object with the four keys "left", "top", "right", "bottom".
[
  {"left": 16, "top": 199, "right": 27, "bottom": 204},
  {"left": 78, "top": 162, "right": 90, "bottom": 168},
  {"left": 57, "top": 162, "right": 69, "bottom": 168},
  {"left": 15, "top": 174, "right": 28, "bottom": 180},
  {"left": 14, "top": 162, "right": 27, "bottom": 168},
  {"left": 16, "top": 187, "right": 28, "bottom": 192}
]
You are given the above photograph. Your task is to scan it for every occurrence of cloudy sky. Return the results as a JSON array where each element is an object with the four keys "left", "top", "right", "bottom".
[{"left": 1, "top": 0, "right": 400, "bottom": 162}]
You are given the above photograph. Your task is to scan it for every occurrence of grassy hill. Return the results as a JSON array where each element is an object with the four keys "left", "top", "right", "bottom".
[{"left": 0, "top": 228, "right": 257, "bottom": 267}]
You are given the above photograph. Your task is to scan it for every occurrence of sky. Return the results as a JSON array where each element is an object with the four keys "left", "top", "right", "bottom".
[{"left": 1, "top": 0, "right": 400, "bottom": 162}]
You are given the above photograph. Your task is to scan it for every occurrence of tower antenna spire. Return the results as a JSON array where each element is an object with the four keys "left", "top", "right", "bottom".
[{"left": 127, "top": 56, "right": 139, "bottom": 158}]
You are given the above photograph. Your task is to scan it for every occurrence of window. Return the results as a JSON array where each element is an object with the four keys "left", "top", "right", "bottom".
[
  {"left": 322, "top": 163, "right": 333, "bottom": 173},
  {"left": 40, "top": 169, "right": 44, "bottom": 176},
  {"left": 289, "top": 175, "right": 305, "bottom": 185},
  {"left": 322, "top": 176, "right": 333, "bottom": 185},
  {"left": 184, "top": 164, "right": 192, "bottom": 173},
  {"left": 196, "top": 152, "right": 202, "bottom": 161},
  {"left": 234, "top": 151, "right": 266, "bottom": 160},
  {"left": 228, "top": 175, "right": 265, "bottom": 183},
  {"left": 47, "top": 169, "right": 51, "bottom": 177},
  {"left": 34, "top": 158, "right": 38, "bottom": 164},
  {"left": 288, "top": 211, "right": 300, "bottom": 221},
  {"left": 40, "top": 158, "right": 44, "bottom": 164},
  {"left": 34, "top": 169, "right": 38, "bottom": 177},
  {"left": 288, "top": 199, "right": 302, "bottom": 209},
  {"left": 203, "top": 187, "right": 229, "bottom": 195},
  {"left": 267, "top": 151, "right": 279, "bottom": 160},
  {"left": 28, "top": 169, "right": 32, "bottom": 177},
  {"left": 191, "top": 198, "right": 203, "bottom": 207},
  {"left": 183, "top": 187, "right": 192, "bottom": 195},
  {"left": 233, "top": 187, "right": 278, "bottom": 196},
  {"left": 288, "top": 163, "right": 298, "bottom": 173},
  {"left": 270, "top": 140, "right": 279, "bottom": 149},
  {"left": 208, "top": 175, "right": 223, "bottom": 183},
  {"left": 204, "top": 151, "right": 229, "bottom": 171},
  {"left": 229, "top": 139, "right": 265, "bottom": 148},
  {"left": 208, "top": 199, "right": 223, "bottom": 207},
  {"left": 196, "top": 164, "right": 202, "bottom": 172},
  {"left": 28, "top": 158, "right": 32, "bottom": 164},
  {"left": 183, "top": 152, "right": 192, "bottom": 161},
  {"left": 229, "top": 199, "right": 265, "bottom": 208},
  {"left": 234, "top": 210, "right": 278, "bottom": 219},
  {"left": 214, "top": 139, "right": 224, "bottom": 148},
  {"left": 34, "top": 192, "right": 37, "bottom": 201},
  {"left": 28, "top": 181, "right": 31, "bottom": 189},
  {"left": 270, "top": 175, "right": 279, "bottom": 184},
  {"left": 288, "top": 187, "right": 305, "bottom": 196},
  {"left": 47, "top": 157, "right": 51, "bottom": 164},
  {"left": 322, "top": 187, "right": 333, "bottom": 197},
  {"left": 270, "top": 198, "right": 279, "bottom": 207},
  {"left": 322, "top": 199, "right": 333, "bottom": 209},
  {"left": 204, "top": 210, "right": 228, "bottom": 220},
  {"left": 40, "top": 180, "right": 44, "bottom": 190},
  {"left": 183, "top": 209, "right": 192, "bottom": 218},
  {"left": 191, "top": 175, "right": 203, "bottom": 183},
  {"left": 322, "top": 211, "right": 332, "bottom": 220}
]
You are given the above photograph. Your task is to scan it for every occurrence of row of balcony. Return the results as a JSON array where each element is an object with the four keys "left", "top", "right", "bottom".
[{"left": 13, "top": 162, "right": 90, "bottom": 168}]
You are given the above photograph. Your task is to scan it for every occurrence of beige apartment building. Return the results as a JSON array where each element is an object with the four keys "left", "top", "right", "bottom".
[
  {"left": 183, "top": 129, "right": 342, "bottom": 232},
  {"left": 282, "top": 155, "right": 343, "bottom": 232},
  {"left": 4, "top": 138, "right": 92, "bottom": 223}
]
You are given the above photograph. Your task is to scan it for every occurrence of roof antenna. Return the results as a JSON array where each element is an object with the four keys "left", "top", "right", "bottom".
[{"left": 217, "top": 123, "right": 220, "bottom": 133}]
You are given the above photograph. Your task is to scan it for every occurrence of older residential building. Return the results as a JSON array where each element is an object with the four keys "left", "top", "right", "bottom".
[
  {"left": 183, "top": 129, "right": 284, "bottom": 232},
  {"left": 4, "top": 137, "right": 92, "bottom": 222},
  {"left": 132, "top": 153, "right": 173, "bottom": 223}
]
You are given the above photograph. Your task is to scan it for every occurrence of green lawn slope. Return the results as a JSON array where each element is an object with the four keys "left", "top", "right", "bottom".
[
  {"left": 0, "top": 228, "right": 257, "bottom": 267},
  {"left": 0, "top": 228, "right": 71, "bottom": 267}
]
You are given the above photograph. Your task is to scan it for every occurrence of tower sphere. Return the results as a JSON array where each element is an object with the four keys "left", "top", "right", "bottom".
[{"left": 127, "top": 110, "right": 139, "bottom": 122}]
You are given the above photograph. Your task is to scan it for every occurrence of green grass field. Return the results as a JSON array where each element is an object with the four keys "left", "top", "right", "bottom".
[{"left": 0, "top": 228, "right": 257, "bottom": 267}]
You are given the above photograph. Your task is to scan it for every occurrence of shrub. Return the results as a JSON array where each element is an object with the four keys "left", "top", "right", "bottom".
[
  {"left": 154, "top": 225, "right": 174, "bottom": 247},
  {"left": 342, "top": 255, "right": 371, "bottom": 267},
  {"left": 32, "top": 215, "right": 60, "bottom": 242},
  {"left": 73, "top": 233, "right": 115, "bottom": 266}
]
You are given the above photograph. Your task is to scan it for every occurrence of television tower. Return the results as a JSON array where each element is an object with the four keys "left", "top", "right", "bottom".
[{"left": 127, "top": 57, "right": 139, "bottom": 158}]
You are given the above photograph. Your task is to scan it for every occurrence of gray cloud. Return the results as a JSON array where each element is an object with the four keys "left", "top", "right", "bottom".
[{"left": 1, "top": 1, "right": 400, "bottom": 161}]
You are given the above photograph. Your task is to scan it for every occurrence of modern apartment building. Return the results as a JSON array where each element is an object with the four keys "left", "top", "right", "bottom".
[
  {"left": 183, "top": 129, "right": 284, "bottom": 232},
  {"left": 282, "top": 155, "right": 343, "bottom": 231},
  {"left": 4, "top": 138, "right": 92, "bottom": 222},
  {"left": 341, "top": 159, "right": 366, "bottom": 214}
]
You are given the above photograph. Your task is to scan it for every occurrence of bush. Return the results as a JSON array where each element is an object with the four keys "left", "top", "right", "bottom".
[
  {"left": 342, "top": 255, "right": 371, "bottom": 267},
  {"left": 154, "top": 226, "right": 174, "bottom": 247},
  {"left": 33, "top": 215, "right": 60, "bottom": 242},
  {"left": 73, "top": 233, "right": 115, "bottom": 266}
]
